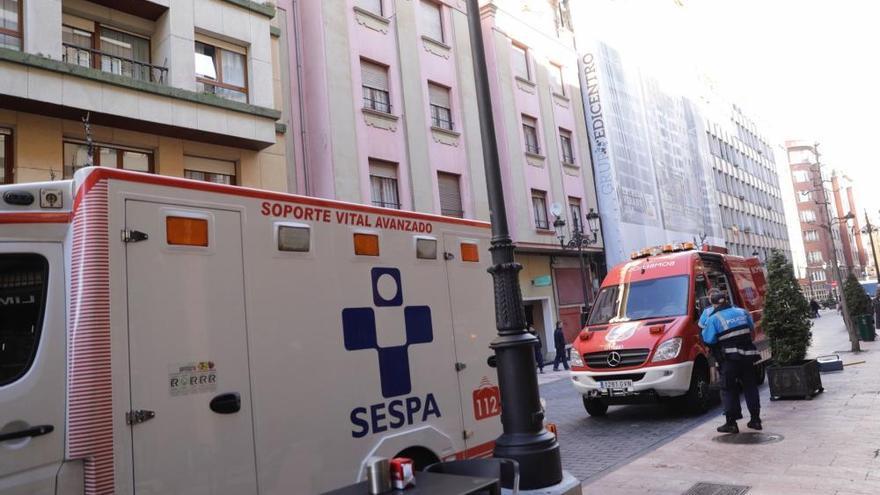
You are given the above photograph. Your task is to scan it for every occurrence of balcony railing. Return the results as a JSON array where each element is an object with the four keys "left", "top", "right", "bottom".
[{"left": 62, "top": 43, "right": 168, "bottom": 85}]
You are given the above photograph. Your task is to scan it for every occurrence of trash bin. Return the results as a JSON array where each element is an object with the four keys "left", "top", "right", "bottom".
[{"left": 856, "top": 314, "right": 875, "bottom": 341}]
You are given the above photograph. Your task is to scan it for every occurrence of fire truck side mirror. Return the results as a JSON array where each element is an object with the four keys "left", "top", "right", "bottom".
[{"left": 486, "top": 355, "right": 497, "bottom": 368}]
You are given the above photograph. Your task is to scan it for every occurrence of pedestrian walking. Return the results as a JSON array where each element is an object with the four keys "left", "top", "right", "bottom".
[
  {"left": 873, "top": 294, "right": 880, "bottom": 330},
  {"left": 809, "top": 298, "right": 820, "bottom": 318},
  {"left": 552, "top": 321, "right": 569, "bottom": 371},
  {"left": 702, "top": 288, "right": 761, "bottom": 433},
  {"left": 529, "top": 325, "right": 544, "bottom": 373}
]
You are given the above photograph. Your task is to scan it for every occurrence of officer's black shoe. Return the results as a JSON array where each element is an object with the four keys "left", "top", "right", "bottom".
[
  {"left": 747, "top": 418, "right": 762, "bottom": 430},
  {"left": 716, "top": 421, "right": 739, "bottom": 434}
]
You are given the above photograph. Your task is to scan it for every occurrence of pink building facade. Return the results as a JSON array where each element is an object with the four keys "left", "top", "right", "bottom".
[
  {"left": 283, "top": 0, "right": 489, "bottom": 221},
  {"left": 278, "top": 0, "right": 602, "bottom": 350},
  {"left": 479, "top": 1, "right": 602, "bottom": 342}
]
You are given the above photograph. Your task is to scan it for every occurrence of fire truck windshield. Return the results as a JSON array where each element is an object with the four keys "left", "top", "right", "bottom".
[{"left": 588, "top": 275, "right": 689, "bottom": 325}]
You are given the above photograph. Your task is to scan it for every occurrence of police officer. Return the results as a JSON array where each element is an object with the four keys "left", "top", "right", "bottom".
[
  {"left": 552, "top": 322, "right": 569, "bottom": 371},
  {"left": 702, "top": 288, "right": 762, "bottom": 433}
]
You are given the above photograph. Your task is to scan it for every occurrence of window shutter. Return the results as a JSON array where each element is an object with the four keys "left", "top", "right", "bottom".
[
  {"left": 511, "top": 44, "right": 529, "bottom": 80},
  {"left": 428, "top": 83, "right": 450, "bottom": 108},
  {"left": 369, "top": 159, "right": 397, "bottom": 179},
  {"left": 419, "top": 0, "right": 443, "bottom": 41},
  {"left": 361, "top": 60, "right": 388, "bottom": 90},
  {"left": 438, "top": 173, "right": 462, "bottom": 217},
  {"left": 551, "top": 63, "right": 564, "bottom": 94},
  {"left": 183, "top": 156, "right": 236, "bottom": 176}
]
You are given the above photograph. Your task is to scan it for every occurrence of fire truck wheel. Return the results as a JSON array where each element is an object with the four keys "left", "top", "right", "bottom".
[
  {"left": 754, "top": 362, "right": 766, "bottom": 385},
  {"left": 582, "top": 397, "right": 608, "bottom": 417},
  {"left": 683, "top": 362, "right": 711, "bottom": 414}
]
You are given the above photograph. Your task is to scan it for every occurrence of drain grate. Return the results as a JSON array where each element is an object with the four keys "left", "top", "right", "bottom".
[
  {"left": 683, "top": 482, "right": 750, "bottom": 495},
  {"left": 712, "top": 432, "right": 783, "bottom": 445}
]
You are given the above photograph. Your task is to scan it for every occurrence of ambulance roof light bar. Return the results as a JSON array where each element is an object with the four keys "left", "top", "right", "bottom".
[{"left": 630, "top": 241, "right": 697, "bottom": 260}]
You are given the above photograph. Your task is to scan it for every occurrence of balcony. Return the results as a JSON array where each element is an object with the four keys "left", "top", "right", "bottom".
[{"left": 62, "top": 43, "right": 168, "bottom": 85}]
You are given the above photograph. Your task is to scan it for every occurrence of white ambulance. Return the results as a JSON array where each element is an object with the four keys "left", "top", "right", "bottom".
[{"left": 0, "top": 167, "right": 503, "bottom": 495}]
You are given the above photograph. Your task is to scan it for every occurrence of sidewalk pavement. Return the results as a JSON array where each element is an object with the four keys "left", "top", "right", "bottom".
[
  {"left": 538, "top": 366, "right": 573, "bottom": 386},
  {"left": 582, "top": 311, "right": 880, "bottom": 495}
]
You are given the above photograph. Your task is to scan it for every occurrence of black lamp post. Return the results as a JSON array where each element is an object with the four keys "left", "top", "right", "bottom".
[
  {"left": 553, "top": 209, "right": 601, "bottom": 325},
  {"left": 862, "top": 210, "right": 880, "bottom": 286},
  {"left": 465, "top": 1, "right": 562, "bottom": 489}
]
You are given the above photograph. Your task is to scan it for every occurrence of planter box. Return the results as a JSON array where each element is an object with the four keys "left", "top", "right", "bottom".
[
  {"left": 855, "top": 314, "right": 876, "bottom": 341},
  {"left": 768, "top": 359, "right": 824, "bottom": 400}
]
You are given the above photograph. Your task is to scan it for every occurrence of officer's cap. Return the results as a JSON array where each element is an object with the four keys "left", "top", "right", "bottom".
[{"left": 708, "top": 289, "right": 727, "bottom": 305}]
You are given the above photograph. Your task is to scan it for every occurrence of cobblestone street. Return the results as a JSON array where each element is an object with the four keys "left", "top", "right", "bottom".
[{"left": 540, "top": 372, "right": 723, "bottom": 482}]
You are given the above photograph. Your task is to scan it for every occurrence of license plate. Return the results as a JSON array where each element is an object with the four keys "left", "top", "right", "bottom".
[{"left": 599, "top": 379, "right": 633, "bottom": 390}]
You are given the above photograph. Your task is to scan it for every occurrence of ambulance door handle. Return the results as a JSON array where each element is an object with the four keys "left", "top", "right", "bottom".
[
  {"left": 209, "top": 392, "right": 241, "bottom": 414},
  {"left": 0, "top": 424, "right": 54, "bottom": 442}
]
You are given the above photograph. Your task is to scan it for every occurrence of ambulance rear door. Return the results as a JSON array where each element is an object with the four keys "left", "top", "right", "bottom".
[
  {"left": 443, "top": 233, "right": 502, "bottom": 455},
  {"left": 123, "top": 200, "right": 257, "bottom": 494}
]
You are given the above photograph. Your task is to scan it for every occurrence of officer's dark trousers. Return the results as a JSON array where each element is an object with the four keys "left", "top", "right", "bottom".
[
  {"left": 720, "top": 359, "right": 760, "bottom": 421},
  {"left": 553, "top": 348, "right": 569, "bottom": 370}
]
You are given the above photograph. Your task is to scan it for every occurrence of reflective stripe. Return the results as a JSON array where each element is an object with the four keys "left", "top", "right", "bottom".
[
  {"left": 723, "top": 348, "right": 760, "bottom": 356},
  {"left": 719, "top": 328, "right": 751, "bottom": 340}
]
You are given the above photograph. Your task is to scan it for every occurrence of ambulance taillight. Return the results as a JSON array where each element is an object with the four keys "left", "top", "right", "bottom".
[{"left": 166, "top": 217, "right": 209, "bottom": 246}]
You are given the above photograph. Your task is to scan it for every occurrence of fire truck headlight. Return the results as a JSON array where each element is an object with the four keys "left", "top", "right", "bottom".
[
  {"left": 652, "top": 337, "right": 682, "bottom": 363},
  {"left": 569, "top": 349, "right": 584, "bottom": 367}
]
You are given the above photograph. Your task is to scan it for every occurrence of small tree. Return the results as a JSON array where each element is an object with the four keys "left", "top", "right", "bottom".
[
  {"left": 843, "top": 272, "right": 872, "bottom": 317},
  {"left": 763, "top": 250, "right": 812, "bottom": 366}
]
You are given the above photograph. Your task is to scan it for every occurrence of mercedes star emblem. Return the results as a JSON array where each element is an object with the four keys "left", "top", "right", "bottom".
[{"left": 607, "top": 351, "right": 622, "bottom": 367}]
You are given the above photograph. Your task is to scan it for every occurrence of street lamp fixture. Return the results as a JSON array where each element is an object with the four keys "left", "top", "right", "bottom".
[{"left": 553, "top": 208, "right": 601, "bottom": 325}]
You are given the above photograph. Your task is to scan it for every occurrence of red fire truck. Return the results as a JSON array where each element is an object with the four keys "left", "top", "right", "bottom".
[{"left": 569, "top": 243, "right": 770, "bottom": 416}]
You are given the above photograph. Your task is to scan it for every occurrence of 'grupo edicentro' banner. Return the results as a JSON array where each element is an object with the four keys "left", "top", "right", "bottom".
[{"left": 578, "top": 41, "right": 724, "bottom": 266}]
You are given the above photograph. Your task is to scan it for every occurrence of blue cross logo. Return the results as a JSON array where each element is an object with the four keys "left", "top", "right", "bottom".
[{"left": 342, "top": 268, "right": 433, "bottom": 398}]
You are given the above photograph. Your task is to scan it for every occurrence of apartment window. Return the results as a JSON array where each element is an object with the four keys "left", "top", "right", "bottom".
[
  {"left": 438, "top": 172, "right": 463, "bottom": 218},
  {"left": 522, "top": 115, "right": 540, "bottom": 154},
  {"left": 369, "top": 160, "right": 400, "bottom": 209},
  {"left": 511, "top": 43, "right": 530, "bottom": 81},
  {"left": 531, "top": 190, "right": 549, "bottom": 230},
  {"left": 184, "top": 156, "right": 237, "bottom": 185},
  {"left": 63, "top": 140, "right": 153, "bottom": 179},
  {"left": 361, "top": 60, "right": 391, "bottom": 113},
  {"left": 550, "top": 63, "right": 565, "bottom": 95},
  {"left": 62, "top": 25, "right": 93, "bottom": 67},
  {"left": 568, "top": 197, "right": 582, "bottom": 232},
  {"left": 804, "top": 230, "right": 819, "bottom": 242},
  {"left": 100, "top": 28, "right": 151, "bottom": 79},
  {"left": 559, "top": 129, "right": 574, "bottom": 164},
  {"left": 355, "top": 0, "right": 383, "bottom": 16},
  {"left": 0, "top": 0, "right": 21, "bottom": 50},
  {"left": 808, "top": 251, "right": 823, "bottom": 264},
  {"left": 428, "top": 83, "right": 453, "bottom": 130},
  {"left": 793, "top": 170, "right": 810, "bottom": 183},
  {"left": 789, "top": 149, "right": 814, "bottom": 164},
  {"left": 419, "top": 0, "right": 443, "bottom": 42},
  {"left": 62, "top": 17, "right": 157, "bottom": 82},
  {"left": 810, "top": 270, "right": 826, "bottom": 282},
  {"left": 195, "top": 37, "right": 248, "bottom": 103},
  {"left": 800, "top": 210, "right": 816, "bottom": 223}
]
